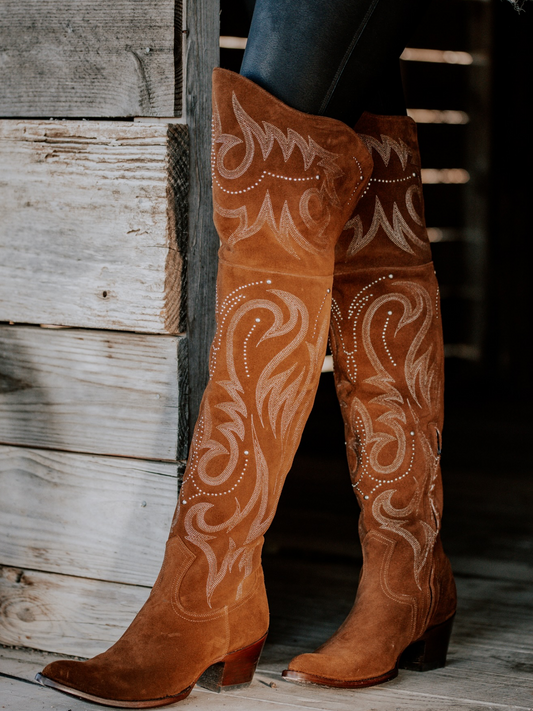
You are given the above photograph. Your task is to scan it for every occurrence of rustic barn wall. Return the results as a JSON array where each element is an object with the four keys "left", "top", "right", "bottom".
[
  {"left": 0, "top": 120, "right": 188, "bottom": 334},
  {"left": 0, "top": 566, "right": 153, "bottom": 657},
  {"left": 0, "top": 326, "right": 188, "bottom": 460},
  {"left": 0, "top": 0, "right": 220, "bottom": 659},
  {"left": 0, "top": 0, "right": 183, "bottom": 117},
  {"left": 0, "top": 446, "right": 182, "bottom": 586}
]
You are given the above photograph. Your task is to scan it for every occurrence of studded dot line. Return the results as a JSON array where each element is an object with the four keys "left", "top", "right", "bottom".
[
  {"left": 210, "top": 279, "right": 273, "bottom": 376},
  {"left": 352, "top": 424, "right": 417, "bottom": 500},
  {"left": 348, "top": 156, "right": 365, "bottom": 202},
  {"left": 182, "top": 456, "right": 250, "bottom": 504},
  {"left": 382, "top": 311, "right": 397, "bottom": 367},
  {"left": 348, "top": 276, "right": 391, "bottom": 318},
  {"left": 212, "top": 162, "right": 319, "bottom": 195},
  {"left": 243, "top": 321, "right": 259, "bottom": 378},
  {"left": 312, "top": 288, "right": 331, "bottom": 338},
  {"left": 360, "top": 171, "right": 418, "bottom": 200}
]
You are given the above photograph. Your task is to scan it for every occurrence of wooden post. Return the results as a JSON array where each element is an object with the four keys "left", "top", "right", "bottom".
[{"left": 184, "top": 0, "right": 220, "bottom": 438}]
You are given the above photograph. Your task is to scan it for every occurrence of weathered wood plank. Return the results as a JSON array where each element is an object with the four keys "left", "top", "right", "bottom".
[
  {"left": 0, "top": 325, "right": 187, "bottom": 460},
  {"left": 0, "top": 644, "right": 63, "bottom": 681},
  {"left": 3, "top": 568, "right": 533, "bottom": 711},
  {"left": 185, "top": 0, "right": 220, "bottom": 435},
  {"left": 2, "top": 674, "right": 531, "bottom": 711},
  {"left": 2, "top": 564, "right": 533, "bottom": 708},
  {"left": 0, "top": 120, "right": 188, "bottom": 334},
  {"left": 0, "top": 567, "right": 150, "bottom": 657},
  {"left": 0, "top": 446, "right": 183, "bottom": 586},
  {"left": 0, "top": 0, "right": 182, "bottom": 117},
  {"left": 2, "top": 673, "right": 531, "bottom": 711}
]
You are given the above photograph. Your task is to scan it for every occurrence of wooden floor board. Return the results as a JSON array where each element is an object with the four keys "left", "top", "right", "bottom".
[
  {"left": 1, "top": 666, "right": 531, "bottom": 711},
  {"left": 2, "top": 559, "right": 532, "bottom": 711}
]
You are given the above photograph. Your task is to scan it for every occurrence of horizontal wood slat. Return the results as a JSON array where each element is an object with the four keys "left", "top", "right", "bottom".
[
  {"left": 0, "top": 120, "right": 188, "bottom": 334},
  {"left": 0, "top": 446, "right": 182, "bottom": 586},
  {"left": 0, "top": 325, "right": 187, "bottom": 460},
  {"left": 0, "top": 0, "right": 182, "bottom": 117},
  {"left": 0, "top": 566, "right": 150, "bottom": 657}
]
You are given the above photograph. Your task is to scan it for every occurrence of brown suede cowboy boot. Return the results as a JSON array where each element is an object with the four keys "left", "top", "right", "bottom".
[
  {"left": 36, "top": 69, "right": 373, "bottom": 708},
  {"left": 283, "top": 113, "right": 457, "bottom": 689}
]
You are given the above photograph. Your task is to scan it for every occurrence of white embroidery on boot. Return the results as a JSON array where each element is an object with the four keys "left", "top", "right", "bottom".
[{"left": 359, "top": 133, "right": 413, "bottom": 170}]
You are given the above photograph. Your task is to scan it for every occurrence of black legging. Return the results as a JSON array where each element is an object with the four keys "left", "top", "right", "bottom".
[{"left": 240, "top": 0, "right": 430, "bottom": 126}]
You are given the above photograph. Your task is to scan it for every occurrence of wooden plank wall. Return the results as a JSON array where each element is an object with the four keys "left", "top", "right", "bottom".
[
  {"left": 0, "top": 0, "right": 182, "bottom": 117},
  {"left": 0, "top": 326, "right": 187, "bottom": 460},
  {"left": 0, "top": 567, "right": 154, "bottom": 657},
  {"left": 0, "top": 447, "right": 182, "bottom": 586},
  {"left": 0, "top": 0, "right": 221, "bottom": 657},
  {"left": 0, "top": 121, "right": 187, "bottom": 333}
]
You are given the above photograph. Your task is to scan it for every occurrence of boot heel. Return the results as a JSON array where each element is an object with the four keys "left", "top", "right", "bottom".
[
  {"left": 398, "top": 615, "right": 455, "bottom": 672},
  {"left": 197, "top": 634, "right": 267, "bottom": 692}
]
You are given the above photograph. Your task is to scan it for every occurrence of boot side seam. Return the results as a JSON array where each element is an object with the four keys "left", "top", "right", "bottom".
[
  {"left": 218, "top": 256, "right": 335, "bottom": 280},
  {"left": 333, "top": 260, "right": 436, "bottom": 277}
]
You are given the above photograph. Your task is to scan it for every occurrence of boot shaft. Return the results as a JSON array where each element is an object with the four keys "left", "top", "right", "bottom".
[
  {"left": 330, "top": 113, "right": 449, "bottom": 635},
  {"left": 172, "top": 70, "right": 373, "bottom": 613}
]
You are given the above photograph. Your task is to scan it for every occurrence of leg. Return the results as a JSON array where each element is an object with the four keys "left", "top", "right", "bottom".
[{"left": 241, "top": 0, "right": 428, "bottom": 125}]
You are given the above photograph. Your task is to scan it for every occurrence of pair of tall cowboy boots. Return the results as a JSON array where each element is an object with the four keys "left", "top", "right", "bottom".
[{"left": 36, "top": 69, "right": 456, "bottom": 707}]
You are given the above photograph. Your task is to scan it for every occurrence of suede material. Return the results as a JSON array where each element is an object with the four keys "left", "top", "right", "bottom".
[
  {"left": 288, "top": 114, "right": 456, "bottom": 685},
  {"left": 212, "top": 69, "right": 373, "bottom": 277},
  {"left": 335, "top": 112, "right": 433, "bottom": 272},
  {"left": 40, "top": 69, "right": 373, "bottom": 705}
]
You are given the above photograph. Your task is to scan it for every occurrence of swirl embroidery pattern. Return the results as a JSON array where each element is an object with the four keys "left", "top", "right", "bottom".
[
  {"left": 342, "top": 132, "right": 426, "bottom": 257},
  {"left": 211, "top": 91, "right": 357, "bottom": 257},
  {"left": 179, "top": 278, "right": 331, "bottom": 606},
  {"left": 330, "top": 272, "right": 442, "bottom": 598}
]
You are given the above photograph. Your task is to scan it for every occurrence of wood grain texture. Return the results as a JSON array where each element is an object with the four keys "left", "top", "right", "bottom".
[
  {"left": 0, "top": 0, "right": 182, "bottom": 117},
  {"left": 184, "top": 0, "right": 220, "bottom": 436},
  {"left": 2, "top": 572, "right": 533, "bottom": 709},
  {"left": 0, "top": 446, "right": 183, "bottom": 586},
  {"left": 0, "top": 567, "right": 151, "bottom": 657},
  {"left": 0, "top": 325, "right": 186, "bottom": 460},
  {"left": 0, "top": 120, "right": 188, "bottom": 334},
  {"left": 2, "top": 676, "right": 530, "bottom": 711}
]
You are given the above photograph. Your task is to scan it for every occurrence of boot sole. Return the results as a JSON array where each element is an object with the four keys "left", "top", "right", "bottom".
[
  {"left": 35, "top": 674, "right": 194, "bottom": 708},
  {"left": 282, "top": 667, "right": 398, "bottom": 688},
  {"left": 35, "top": 633, "right": 267, "bottom": 708},
  {"left": 282, "top": 615, "right": 455, "bottom": 689}
]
